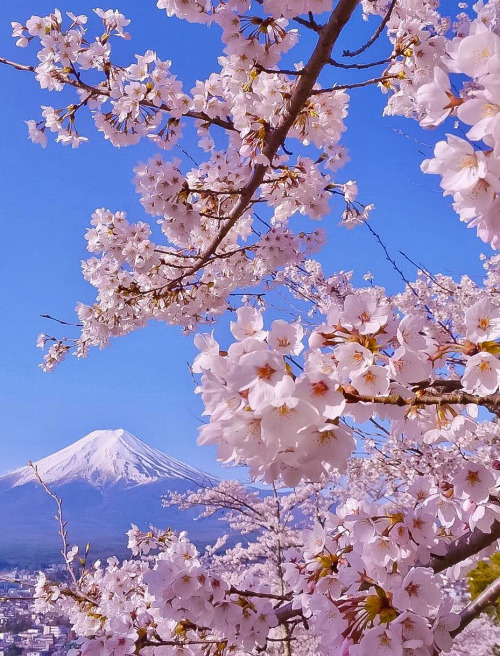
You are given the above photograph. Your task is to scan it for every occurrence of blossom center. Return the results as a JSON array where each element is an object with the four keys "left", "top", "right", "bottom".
[
  {"left": 461, "top": 154, "right": 478, "bottom": 170},
  {"left": 312, "top": 381, "right": 329, "bottom": 396},
  {"left": 256, "top": 363, "right": 276, "bottom": 380},
  {"left": 465, "top": 470, "right": 481, "bottom": 486},
  {"left": 479, "top": 316, "right": 490, "bottom": 330},
  {"left": 363, "top": 371, "right": 376, "bottom": 384},
  {"left": 405, "top": 582, "right": 421, "bottom": 598}
]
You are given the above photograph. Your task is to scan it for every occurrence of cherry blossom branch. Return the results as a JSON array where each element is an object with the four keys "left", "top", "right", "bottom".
[
  {"left": 343, "top": 390, "right": 500, "bottom": 415},
  {"left": 293, "top": 15, "right": 322, "bottom": 33},
  {"left": 430, "top": 521, "right": 500, "bottom": 574},
  {"left": 452, "top": 574, "right": 500, "bottom": 636},
  {"left": 29, "top": 462, "right": 79, "bottom": 588},
  {"left": 327, "top": 56, "right": 393, "bottom": 69},
  {"left": 254, "top": 64, "right": 304, "bottom": 76},
  {"left": 343, "top": 0, "right": 398, "bottom": 57},
  {"left": 41, "top": 313, "right": 83, "bottom": 327},
  {"left": 275, "top": 602, "right": 302, "bottom": 624},
  {"left": 0, "top": 55, "right": 35, "bottom": 73},
  {"left": 163, "top": 0, "right": 360, "bottom": 292},
  {"left": 311, "top": 74, "right": 398, "bottom": 94},
  {"left": 0, "top": 56, "right": 236, "bottom": 132},
  {"left": 230, "top": 586, "right": 291, "bottom": 601}
]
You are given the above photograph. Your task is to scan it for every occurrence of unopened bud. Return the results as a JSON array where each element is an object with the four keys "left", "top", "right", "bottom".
[{"left": 462, "top": 341, "right": 479, "bottom": 356}]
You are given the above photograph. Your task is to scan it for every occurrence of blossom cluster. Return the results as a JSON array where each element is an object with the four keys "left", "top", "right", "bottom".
[
  {"left": 283, "top": 466, "right": 500, "bottom": 656},
  {"left": 34, "top": 456, "right": 500, "bottom": 656},
  {"left": 193, "top": 274, "right": 500, "bottom": 487},
  {"left": 12, "top": 1, "right": 500, "bottom": 654},
  {"left": 376, "top": 0, "right": 500, "bottom": 247},
  {"left": 36, "top": 529, "right": 279, "bottom": 656}
]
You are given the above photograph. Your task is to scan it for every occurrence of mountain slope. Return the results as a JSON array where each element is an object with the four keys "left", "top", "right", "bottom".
[
  {"left": 0, "top": 429, "right": 221, "bottom": 565},
  {"left": 1, "top": 428, "right": 216, "bottom": 489}
]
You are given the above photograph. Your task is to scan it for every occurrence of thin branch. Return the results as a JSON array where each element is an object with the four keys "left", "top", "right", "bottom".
[
  {"left": 293, "top": 15, "right": 322, "bottom": 33},
  {"left": 453, "top": 574, "right": 500, "bottom": 637},
  {"left": 255, "top": 64, "right": 304, "bottom": 76},
  {"left": 328, "top": 56, "right": 393, "bottom": 69},
  {"left": 29, "top": 462, "right": 79, "bottom": 588},
  {"left": 311, "top": 74, "right": 397, "bottom": 94},
  {"left": 0, "top": 56, "right": 236, "bottom": 132},
  {"left": 0, "top": 55, "right": 35, "bottom": 72},
  {"left": 430, "top": 520, "right": 500, "bottom": 574},
  {"left": 343, "top": 0, "right": 397, "bottom": 57},
  {"left": 230, "top": 586, "right": 291, "bottom": 601},
  {"left": 343, "top": 389, "right": 500, "bottom": 416},
  {"left": 363, "top": 220, "right": 458, "bottom": 342},
  {"left": 41, "top": 314, "right": 83, "bottom": 327}
]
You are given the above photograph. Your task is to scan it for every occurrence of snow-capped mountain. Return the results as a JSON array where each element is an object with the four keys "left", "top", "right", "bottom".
[
  {"left": 3, "top": 428, "right": 216, "bottom": 489},
  {"left": 0, "top": 430, "right": 221, "bottom": 565}
]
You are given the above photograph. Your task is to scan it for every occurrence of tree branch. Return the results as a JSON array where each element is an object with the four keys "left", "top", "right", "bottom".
[
  {"left": 0, "top": 55, "right": 35, "bottom": 72},
  {"left": 328, "top": 56, "right": 393, "bottom": 69},
  {"left": 452, "top": 574, "right": 500, "bottom": 637},
  {"left": 343, "top": 0, "right": 397, "bottom": 57},
  {"left": 163, "top": 0, "right": 360, "bottom": 292},
  {"left": 311, "top": 74, "right": 397, "bottom": 94},
  {"left": 0, "top": 56, "right": 236, "bottom": 132},
  {"left": 431, "top": 521, "right": 500, "bottom": 574},
  {"left": 343, "top": 390, "right": 500, "bottom": 416}
]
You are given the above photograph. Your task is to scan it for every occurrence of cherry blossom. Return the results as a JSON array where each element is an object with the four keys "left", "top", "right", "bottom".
[{"left": 8, "top": 0, "right": 500, "bottom": 654}]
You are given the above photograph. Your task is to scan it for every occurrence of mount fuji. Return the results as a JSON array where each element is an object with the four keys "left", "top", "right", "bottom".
[{"left": 0, "top": 429, "right": 221, "bottom": 566}]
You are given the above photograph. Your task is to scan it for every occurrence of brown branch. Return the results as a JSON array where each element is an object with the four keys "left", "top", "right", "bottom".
[
  {"left": 452, "top": 574, "right": 500, "bottom": 637},
  {"left": 0, "top": 55, "right": 35, "bottom": 72},
  {"left": 0, "top": 56, "right": 236, "bottom": 132},
  {"left": 431, "top": 521, "right": 500, "bottom": 574},
  {"left": 276, "top": 602, "right": 302, "bottom": 624},
  {"left": 230, "top": 586, "right": 291, "bottom": 601},
  {"left": 343, "top": 0, "right": 397, "bottom": 57},
  {"left": 328, "top": 56, "right": 393, "bottom": 69},
  {"left": 343, "top": 390, "right": 500, "bottom": 416},
  {"left": 164, "top": 0, "right": 360, "bottom": 292},
  {"left": 255, "top": 65, "right": 304, "bottom": 76},
  {"left": 311, "top": 74, "right": 397, "bottom": 94},
  {"left": 293, "top": 15, "right": 322, "bottom": 33}
]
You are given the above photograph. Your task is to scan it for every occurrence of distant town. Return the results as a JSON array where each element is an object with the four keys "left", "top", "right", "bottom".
[{"left": 0, "top": 565, "right": 75, "bottom": 656}]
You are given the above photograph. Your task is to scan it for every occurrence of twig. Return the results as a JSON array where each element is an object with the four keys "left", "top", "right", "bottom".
[
  {"left": 311, "top": 74, "right": 397, "bottom": 94},
  {"left": 0, "top": 55, "right": 35, "bottom": 73},
  {"left": 343, "top": 0, "right": 397, "bottom": 57},
  {"left": 452, "top": 574, "right": 500, "bottom": 637},
  {"left": 41, "top": 314, "right": 83, "bottom": 327},
  {"left": 29, "top": 462, "right": 79, "bottom": 588},
  {"left": 328, "top": 56, "right": 393, "bottom": 69}
]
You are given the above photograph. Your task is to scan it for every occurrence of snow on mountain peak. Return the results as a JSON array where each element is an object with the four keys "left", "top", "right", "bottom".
[{"left": 4, "top": 429, "right": 216, "bottom": 489}]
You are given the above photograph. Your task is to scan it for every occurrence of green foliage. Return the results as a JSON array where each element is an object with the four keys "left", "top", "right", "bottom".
[{"left": 467, "top": 552, "right": 500, "bottom": 622}]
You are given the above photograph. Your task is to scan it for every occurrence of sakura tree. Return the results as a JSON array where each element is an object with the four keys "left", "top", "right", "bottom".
[{"left": 6, "top": 0, "right": 500, "bottom": 654}]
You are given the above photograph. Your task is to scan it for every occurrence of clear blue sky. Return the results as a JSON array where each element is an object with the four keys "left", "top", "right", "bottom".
[{"left": 0, "top": 0, "right": 487, "bottom": 477}]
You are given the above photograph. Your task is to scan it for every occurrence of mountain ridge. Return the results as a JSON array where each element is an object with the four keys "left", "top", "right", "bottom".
[
  {"left": 0, "top": 428, "right": 217, "bottom": 490},
  {"left": 0, "top": 429, "right": 221, "bottom": 565}
]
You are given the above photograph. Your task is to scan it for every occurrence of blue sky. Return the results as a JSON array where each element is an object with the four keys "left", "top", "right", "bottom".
[{"left": 0, "top": 0, "right": 488, "bottom": 478}]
